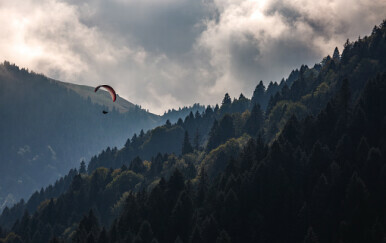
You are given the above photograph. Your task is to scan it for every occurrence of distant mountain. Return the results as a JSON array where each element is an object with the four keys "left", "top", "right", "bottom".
[
  {"left": 162, "top": 103, "right": 206, "bottom": 123},
  {"left": 0, "top": 63, "right": 203, "bottom": 210}
]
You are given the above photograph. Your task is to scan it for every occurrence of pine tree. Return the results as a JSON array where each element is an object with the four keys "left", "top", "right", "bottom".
[
  {"left": 206, "top": 120, "right": 219, "bottom": 151},
  {"left": 194, "top": 128, "right": 200, "bottom": 150},
  {"left": 124, "top": 138, "right": 131, "bottom": 148},
  {"left": 129, "top": 157, "right": 146, "bottom": 174},
  {"left": 168, "top": 169, "right": 185, "bottom": 193},
  {"left": 70, "top": 174, "right": 83, "bottom": 191},
  {"left": 214, "top": 104, "right": 220, "bottom": 113},
  {"left": 221, "top": 93, "right": 232, "bottom": 107},
  {"left": 281, "top": 84, "right": 290, "bottom": 99},
  {"left": 170, "top": 191, "right": 194, "bottom": 242},
  {"left": 121, "top": 164, "right": 128, "bottom": 171},
  {"left": 182, "top": 131, "right": 193, "bottom": 155},
  {"left": 196, "top": 167, "right": 208, "bottom": 207},
  {"left": 79, "top": 161, "right": 87, "bottom": 174},
  {"left": 244, "top": 104, "right": 264, "bottom": 136},
  {"left": 131, "top": 133, "right": 139, "bottom": 149},
  {"left": 177, "top": 118, "right": 183, "bottom": 126},
  {"left": 72, "top": 210, "right": 100, "bottom": 243},
  {"left": 337, "top": 78, "right": 351, "bottom": 112},
  {"left": 166, "top": 169, "right": 185, "bottom": 210},
  {"left": 195, "top": 110, "right": 201, "bottom": 119},
  {"left": 139, "top": 129, "right": 145, "bottom": 137},
  {"left": 251, "top": 81, "right": 266, "bottom": 108},
  {"left": 218, "top": 114, "right": 235, "bottom": 143},
  {"left": 222, "top": 189, "right": 240, "bottom": 238},
  {"left": 149, "top": 153, "right": 164, "bottom": 177},
  {"left": 341, "top": 39, "right": 351, "bottom": 64},
  {"left": 332, "top": 47, "right": 340, "bottom": 61},
  {"left": 204, "top": 105, "right": 214, "bottom": 117},
  {"left": 189, "top": 111, "right": 194, "bottom": 120}
]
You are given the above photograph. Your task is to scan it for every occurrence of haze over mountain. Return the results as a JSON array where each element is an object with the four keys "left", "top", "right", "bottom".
[{"left": 0, "top": 62, "right": 204, "bottom": 210}]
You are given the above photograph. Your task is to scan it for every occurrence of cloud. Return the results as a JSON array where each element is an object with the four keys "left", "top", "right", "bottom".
[
  {"left": 0, "top": 0, "right": 385, "bottom": 114},
  {"left": 67, "top": 0, "right": 214, "bottom": 56},
  {"left": 197, "top": 0, "right": 386, "bottom": 96}
]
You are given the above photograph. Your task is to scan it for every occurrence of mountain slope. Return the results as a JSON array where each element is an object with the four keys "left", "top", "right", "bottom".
[
  {"left": 58, "top": 81, "right": 137, "bottom": 114},
  {"left": 0, "top": 63, "right": 164, "bottom": 210},
  {"left": 2, "top": 70, "right": 385, "bottom": 243}
]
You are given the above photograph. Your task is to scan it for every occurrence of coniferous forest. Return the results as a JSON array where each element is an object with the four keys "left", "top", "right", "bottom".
[
  {"left": 1, "top": 20, "right": 386, "bottom": 243},
  {"left": 0, "top": 64, "right": 204, "bottom": 211}
]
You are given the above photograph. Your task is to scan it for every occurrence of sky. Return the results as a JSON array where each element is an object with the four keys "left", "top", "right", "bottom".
[{"left": 1, "top": 0, "right": 385, "bottom": 114}]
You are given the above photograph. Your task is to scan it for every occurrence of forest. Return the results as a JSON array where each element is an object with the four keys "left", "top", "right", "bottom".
[
  {"left": 0, "top": 20, "right": 385, "bottom": 243},
  {"left": 0, "top": 65, "right": 203, "bottom": 211}
]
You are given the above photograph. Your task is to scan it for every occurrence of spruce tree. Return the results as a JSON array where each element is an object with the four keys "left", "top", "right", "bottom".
[
  {"left": 332, "top": 47, "right": 340, "bottom": 61},
  {"left": 251, "top": 81, "right": 266, "bottom": 108},
  {"left": 221, "top": 93, "right": 231, "bottom": 107},
  {"left": 124, "top": 138, "right": 131, "bottom": 148},
  {"left": 204, "top": 105, "right": 214, "bottom": 117},
  {"left": 79, "top": 161, "right": 87, "bottom": 174},
  {"left": 218, "top": 114, "right": 235, "bottom": 143},
  {"left": 182, "top": 131, "right": 193, "bottom": 155},
  {"left": 139, "top": 129, "right": 145, "bottom": 137},
  {"left": 244, "top": 104, "right": 264, "bottom": 136},
  {"left": 194, "top": 128, "right": 200, "bottom": 150},
  {"left": 177, "top": 118, "right": 183, "bottom": 126},
  {"left": 129, "top": 157, "right": 146, "bottom": 174},
  {"left": 206, "top": 120, "right": 219, "bottom": 151}
]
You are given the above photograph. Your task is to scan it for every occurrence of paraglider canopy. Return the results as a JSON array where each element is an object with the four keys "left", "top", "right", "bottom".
[{"left": 94, "top": 85, "right": 117, "bottom": 102}]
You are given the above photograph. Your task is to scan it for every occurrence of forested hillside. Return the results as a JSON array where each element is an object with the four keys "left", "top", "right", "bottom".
[
  {"left": 0, "top": 64, "right": 203, "bottom": 210},
  {"left": 0, "top": 20, "right": 385, "bottom": 243}
]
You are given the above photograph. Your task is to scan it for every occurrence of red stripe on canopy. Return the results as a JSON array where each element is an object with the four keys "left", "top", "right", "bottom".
[{"left": 94, "top": 85, "right": 117, "bottom": 102}]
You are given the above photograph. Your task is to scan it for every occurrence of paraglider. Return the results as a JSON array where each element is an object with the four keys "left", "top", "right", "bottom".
[{"left": 94, "top": 85, "right": 117, "bottom": 102}]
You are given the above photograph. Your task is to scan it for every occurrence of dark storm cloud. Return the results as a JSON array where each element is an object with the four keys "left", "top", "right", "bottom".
[
  {"left": 1, "top": 0, "right": 386, "bottom": 113},
  {"left": 265, "top": 1, "right": 302, "bottom": 25},
  {"left": 62, "top": 0, "right": 216, "bottom": 56}
]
